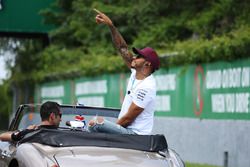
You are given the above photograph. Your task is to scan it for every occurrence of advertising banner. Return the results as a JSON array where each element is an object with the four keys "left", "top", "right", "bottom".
[{"left": 36, "top": 58, "right": 250, "bottom": 120}]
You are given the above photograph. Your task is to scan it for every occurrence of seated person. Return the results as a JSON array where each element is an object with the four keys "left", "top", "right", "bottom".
[
  {"left": 88, "top": 9, "right": 160, "bottom": 135},
  {"left": 0, "top": 101, "right": 61, "bottom": 142}
]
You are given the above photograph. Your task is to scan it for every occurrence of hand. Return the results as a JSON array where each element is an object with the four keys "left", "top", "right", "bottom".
[
  {"left": 93, "top": 8, "right": 113, "bottom": 26},
  {"left": 88, "top": 116, "right": 104, "bottom": 126},
  {"left": 27, "top": 124, "right": 38, "bottom": 130}
]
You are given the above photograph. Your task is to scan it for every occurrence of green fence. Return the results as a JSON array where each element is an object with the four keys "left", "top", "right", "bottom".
[{"left": 35, "top": 58, "right": 250, "bottom": 120}]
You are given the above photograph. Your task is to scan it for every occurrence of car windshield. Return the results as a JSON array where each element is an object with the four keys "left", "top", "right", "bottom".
[{"left": 16, "top": 104, "right": 119, "bottom": 130}]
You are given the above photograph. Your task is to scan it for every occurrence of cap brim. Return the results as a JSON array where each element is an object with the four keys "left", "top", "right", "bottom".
[
  {"left": 132, "top": 47, "right": 147, "bottom": 58},
  {"left": 132, "top": 47, "right": 139, "bottom": 54}
]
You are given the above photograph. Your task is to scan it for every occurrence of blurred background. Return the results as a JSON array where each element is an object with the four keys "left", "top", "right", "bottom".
[{"left": 0, "top": 0, "right": 250, "bottom": 167}]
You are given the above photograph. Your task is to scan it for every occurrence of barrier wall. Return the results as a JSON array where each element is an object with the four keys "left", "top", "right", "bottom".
[
  {"left": 35, "top": 58, "right": 250, "bottom": 120},
  {"left": 35, "top": 58, "right": 250, "bottom": 166}
]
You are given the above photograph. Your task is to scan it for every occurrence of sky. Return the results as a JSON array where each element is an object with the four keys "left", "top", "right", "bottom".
[{"left": 0, "top": 56, "right": 8, "bottom": 81}]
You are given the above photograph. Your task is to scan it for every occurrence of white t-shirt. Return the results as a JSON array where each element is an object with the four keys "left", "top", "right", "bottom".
[{"left": 119, "top": 69, "right": 156, "bottom": 135}]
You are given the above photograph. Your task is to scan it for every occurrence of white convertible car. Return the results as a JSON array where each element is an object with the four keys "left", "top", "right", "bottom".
[{"left": 0, "top": 104, "right": 185, "bottom": 167}]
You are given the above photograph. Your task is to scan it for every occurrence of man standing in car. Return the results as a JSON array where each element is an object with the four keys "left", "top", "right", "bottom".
[
  {"left": 88, "top": 9, "right": 160, "bottom": 135},
  {"left": 0, "top": 101, "right": 62, "bottom": 141}
]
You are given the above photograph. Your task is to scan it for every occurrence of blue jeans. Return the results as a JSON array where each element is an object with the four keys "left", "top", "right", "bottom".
[{"left": 88, "top": 119, "right": 136, "bottom": 135}]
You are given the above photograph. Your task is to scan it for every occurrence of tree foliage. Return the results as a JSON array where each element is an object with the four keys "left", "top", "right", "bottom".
[
  {"left": 0, "top": 80, "right": 11, "bottom": 129},
  {"left": 4, "top": 0, "right": 250, "bottom": 83}
]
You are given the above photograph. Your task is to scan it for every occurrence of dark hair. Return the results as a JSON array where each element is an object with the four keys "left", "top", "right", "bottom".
[{"left": 40, "top": 101, "right": 60, "bottom": 121}]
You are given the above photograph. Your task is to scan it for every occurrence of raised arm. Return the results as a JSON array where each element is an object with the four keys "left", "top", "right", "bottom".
[{"left": 94, "top": 9, "right": 133, "bottom": 68}]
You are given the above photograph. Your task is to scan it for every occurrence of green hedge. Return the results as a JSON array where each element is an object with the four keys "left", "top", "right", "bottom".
[{"left": 7, "top": 0, "right": 250, "bottom": 83}]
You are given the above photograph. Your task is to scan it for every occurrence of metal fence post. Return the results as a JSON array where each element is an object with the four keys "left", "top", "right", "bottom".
[{"left": 224, "top": 151, "right": 228, "bottom": 167}]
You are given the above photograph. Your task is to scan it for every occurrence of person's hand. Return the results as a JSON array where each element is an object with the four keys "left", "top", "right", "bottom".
[
  {"left": 88, "top": 116, "right": 104, "bottom": 126},
  {"left": 93, "top": 8, "right": 113, "bottom": 26},
  {"left": 27, "top": 124, "right": 38, "bottom": 130}
]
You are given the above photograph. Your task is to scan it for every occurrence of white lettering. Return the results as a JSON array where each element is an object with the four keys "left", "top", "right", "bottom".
[
  {"left": 207, "top": 67, "right": 250, "bottom": 89},
  {"left": 212, "top": 93, "right": 249, "bottom": 113},
  {"left": 156, "top": 74, "right": 176, "bottom": 91},
  {"left": 242, "top": 67, "right": 250, "bottom": 87},
  {"left": 156, "top": 95, "right": 171, "bottom": 112},
  {"left": 225, "top": 94, "right": 235, "bottom": 113},
  {"left": 229, "top": 68, "right": 241, "bottom": 88},
  {"left": 75, "top": 80, "right": 107, "bottom": 95},
  {"left": 222, "top": 68, "right": 241, "bottom": 88},
  {"left": 212, "top": 94, "right": 225, "bottom": 113},
  {"left": 222, "top": 70, "right": 229, "bottom": 88},
  {"left": 41, "top": 85, "right": 64, "bottom": 98},
  {"left": 206, "top": 70, "right": 222, "bottom": 89},
  {"left": 236, "top": 93, "right": 249, "bottom": 113}
]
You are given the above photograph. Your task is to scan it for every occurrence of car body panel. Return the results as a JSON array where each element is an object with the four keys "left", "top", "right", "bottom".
[
  {"left": 26, "top": 143, "right": 168, "bottom": 167},
  {"left": 0, "top": 141, "right": 11, "bottom": 167}
]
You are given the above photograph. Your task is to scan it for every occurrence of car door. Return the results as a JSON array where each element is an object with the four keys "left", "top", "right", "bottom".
[{"left": 0, "top": 141, "right": 17, "bottom": 167}]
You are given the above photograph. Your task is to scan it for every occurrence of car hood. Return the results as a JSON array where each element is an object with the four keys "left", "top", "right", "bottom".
[{"left": 33, "top": 144, "right": 168, "bottom": 167}]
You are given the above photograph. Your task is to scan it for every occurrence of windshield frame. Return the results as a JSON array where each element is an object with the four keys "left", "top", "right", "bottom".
[{"left": 9, "top": 104, "right": 120, "bottom": 131}]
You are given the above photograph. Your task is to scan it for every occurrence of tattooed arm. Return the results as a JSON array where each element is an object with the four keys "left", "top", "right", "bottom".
[{"left": 94, "top": 9, "right": 133, "bottom": 68}]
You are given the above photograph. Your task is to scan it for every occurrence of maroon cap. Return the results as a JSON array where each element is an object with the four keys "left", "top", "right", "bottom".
[{"left": 132, "top": 47, "right": 160, "bottom": 71}]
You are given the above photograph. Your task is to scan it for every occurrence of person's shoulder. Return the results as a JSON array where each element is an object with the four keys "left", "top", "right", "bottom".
[
  {"left": 144, "top": 74, "right": 156, "bottom": 86},
  {"left": 39, "top": 125, "right": 58, "bottom": 129}
]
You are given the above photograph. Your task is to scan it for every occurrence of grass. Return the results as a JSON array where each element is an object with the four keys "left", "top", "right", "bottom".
[{"left": 185, "top": 162, "right": 221, "bottom": 167}]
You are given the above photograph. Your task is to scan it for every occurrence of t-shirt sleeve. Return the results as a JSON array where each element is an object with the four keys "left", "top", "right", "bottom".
[{"left": 132, "top": 87, "right": 154, "bottom": 108}]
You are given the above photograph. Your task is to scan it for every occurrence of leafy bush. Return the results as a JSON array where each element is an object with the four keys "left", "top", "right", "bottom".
[{"left": 7, "top": 0, "right": 250, "bottom": 83}]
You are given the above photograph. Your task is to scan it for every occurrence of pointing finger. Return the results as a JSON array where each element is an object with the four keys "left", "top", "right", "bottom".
[{"left": 93, "top": 8, "right": 102, "bottom": 14}]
